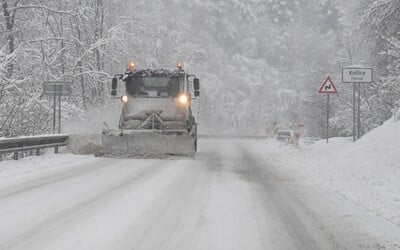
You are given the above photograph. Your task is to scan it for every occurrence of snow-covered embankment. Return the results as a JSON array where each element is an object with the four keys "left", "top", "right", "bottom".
[{"left": 254, "top": 119, "right": 400, "bottom": 226}]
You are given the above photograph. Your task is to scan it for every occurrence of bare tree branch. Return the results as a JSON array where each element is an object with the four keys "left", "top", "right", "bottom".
[{"left": 8, "top": 5, "right": 72, "bottom": 14}]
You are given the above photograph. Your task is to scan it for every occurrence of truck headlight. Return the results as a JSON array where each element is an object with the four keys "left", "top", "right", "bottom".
[
  {"left": 121, "top": 95, "right": 128, "bottom": 103},
  {"left": 178, "top": 95, "right": 188, "bottom": 104}
]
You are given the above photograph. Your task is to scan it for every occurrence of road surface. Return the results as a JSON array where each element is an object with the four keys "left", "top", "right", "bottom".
[{"left": 0, "top": 140, "right": 398, "bottom": 250}]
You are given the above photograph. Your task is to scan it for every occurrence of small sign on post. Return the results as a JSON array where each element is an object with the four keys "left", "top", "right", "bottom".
[
  {"left": 43, "top": 81, "right": 72, "bottom": 96},
  {"left": 342, "top": 68, "right": 373, "bottom": 83},
  {"left": 342, "top": 68, "right": 373, "bottom": 141},
  {"left": 318, "top": 76, "right": 338, "bottom": 94},
  {"left": 43, "top": 81, "right": 72, "bottom": 153},
  {"left": 318, "top": 76, "right": 337, "bottom": 143}
]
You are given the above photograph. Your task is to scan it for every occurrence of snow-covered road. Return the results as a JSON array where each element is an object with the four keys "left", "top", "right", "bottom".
[{"left": 0, "top": 140, "right": 399, "bottom": 250}]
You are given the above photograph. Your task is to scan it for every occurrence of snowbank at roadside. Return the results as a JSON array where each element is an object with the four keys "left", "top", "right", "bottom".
[
  {"left": 0, "top": 153, "right": 94, "bottom": 182},
  {"left": 254, "top": 119, "right": 400, "bottom": 226}
]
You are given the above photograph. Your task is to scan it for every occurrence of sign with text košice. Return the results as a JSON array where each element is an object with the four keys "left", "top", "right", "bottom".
[
  {"left": 43, "top": 81, "right": 72, "bottom": 96},
  {"left": 342, "top": 68, "right": 373, "bottom": 83}
]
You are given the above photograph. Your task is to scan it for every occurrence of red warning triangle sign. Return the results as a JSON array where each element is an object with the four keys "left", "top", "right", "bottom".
[{"left": 319, "top": 76, "right": 337, "bottom": 94}]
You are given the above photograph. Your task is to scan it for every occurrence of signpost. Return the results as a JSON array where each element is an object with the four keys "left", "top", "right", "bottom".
[
  {"left": 318, "top": 76, "right": 338, "bottom": 143},
  {"left": 342, "top": 68, "right": 372, "bottom": 141},
  {"left": 43, "top": 81, "right": 72, "bottom": 96},
  {"left": 43, "top": 81, "right": 72, "bottom": 137},
  {"left": 342, "top": 68, "right": 373, "bottom": 83}
]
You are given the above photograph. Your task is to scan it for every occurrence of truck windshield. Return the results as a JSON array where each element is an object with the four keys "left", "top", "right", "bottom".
[{"left": 126, "top": 77, "right": 181, "bottom": 98}]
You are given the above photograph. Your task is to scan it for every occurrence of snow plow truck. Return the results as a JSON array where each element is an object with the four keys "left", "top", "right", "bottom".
[{"left": 102, "top": 62, "right": 200, "bottom": 157}]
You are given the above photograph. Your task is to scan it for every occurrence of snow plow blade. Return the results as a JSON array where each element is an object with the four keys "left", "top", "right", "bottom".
[{"left": 102, "top": 129, "right": 195, "bottom": 157}]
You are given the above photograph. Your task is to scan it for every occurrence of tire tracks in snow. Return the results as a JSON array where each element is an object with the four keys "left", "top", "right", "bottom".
[
  {"left": 0, "top": 157, "right": 114, "bottom": 199},
  {"left": 238, "top": 148, "right": 323, "bottom": 250},
  {"left": 0, "top": 159, "right": 171, "bottom": 250},
  {"left": 112, "top": 152, "right": 219, "bottom": 250}
]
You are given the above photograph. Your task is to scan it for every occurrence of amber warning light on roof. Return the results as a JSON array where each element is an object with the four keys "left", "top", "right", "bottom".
[
  {"left": 129, "top": 61, "right": 135, "bottom": 70},
  {"left": 177, "top": 62, "right": 183, "bottom": 70}
]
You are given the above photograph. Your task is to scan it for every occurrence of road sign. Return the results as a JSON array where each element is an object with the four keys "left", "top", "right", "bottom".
[
  {"left": 42, "top": 81, "right": 72, "bottom": 138},
  {"left": 342, "top": 68, "right": 372, "bottom": 83},
  {"left": 342, "top": 68, "right": 373, "bottom": 142},
  {"left": 318, "top": 76, "right": 337, "bottom": 94},
  {"left": 318, "top": 76, "right": 337, "bottom": 144},
  {"left": 43, "top": 81, "right": 72, "bottom": 96}
]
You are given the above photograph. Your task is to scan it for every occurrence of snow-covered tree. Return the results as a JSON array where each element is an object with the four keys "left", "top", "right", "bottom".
[{"left": 357, "top": 0, "right": 400, "bottom": 127}]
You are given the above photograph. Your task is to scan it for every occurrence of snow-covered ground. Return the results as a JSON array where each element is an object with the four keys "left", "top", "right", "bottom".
[
  {"left": 0, "top": 123, "right": 399, "bottom": 249},
  {"left": 252, "top": 118, "right": 400, "bottom": 228}
]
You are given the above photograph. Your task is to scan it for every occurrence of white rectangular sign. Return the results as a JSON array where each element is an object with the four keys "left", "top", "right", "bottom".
[
  {"left": 342, "top": 68, "right": 373, "bottom": 83},
  {"left": 43, "top": 81, "right": 72, "bottom": 96}
]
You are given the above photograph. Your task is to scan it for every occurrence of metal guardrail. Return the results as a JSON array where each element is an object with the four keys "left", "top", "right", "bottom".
[
  {"left": 199, "top": 135, "right": 268, "bottom": 140},
  {"left": 0, "top": 135, "right": 68, "bottom": 160}
]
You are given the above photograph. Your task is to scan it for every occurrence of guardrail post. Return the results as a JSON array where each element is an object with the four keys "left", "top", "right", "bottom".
[
  {"left": 13, "top": 151, "right": 18, "bottom": 160},
  {"left": 36, "top": 149, "right": 41, "bottom": 156},
  {"left": 55, "top": 146, "right": 59, "bottom": 154}
]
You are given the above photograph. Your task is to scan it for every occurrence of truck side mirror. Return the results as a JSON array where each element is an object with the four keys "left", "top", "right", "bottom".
[
  {"left": 193, "top": 78, "right": 200, "bottom": 97},
  {"left": 111, "top": 77, "right": 118, "bottom": 96}
]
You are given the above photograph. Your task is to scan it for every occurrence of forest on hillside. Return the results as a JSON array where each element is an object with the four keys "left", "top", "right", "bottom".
[{"left": 0, "top": 0, "right": 399, "bottom": 137}]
